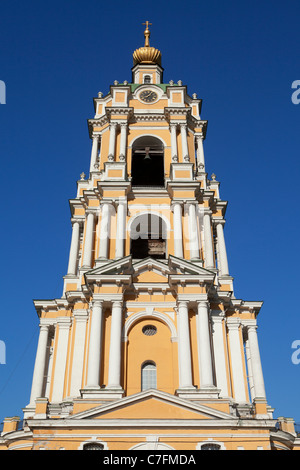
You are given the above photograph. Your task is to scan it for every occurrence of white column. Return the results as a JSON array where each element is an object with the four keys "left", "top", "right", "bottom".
[
  {"left": 227, "top": 320, "right": 247, "bottom": 403},
  {"left": 177, "top": 301, "right": 194, "bottom": 389},
  {"left": 29, "top": 323, "right": 50, "bottom": 404},
  {"left": 180, "top": 123, "right": 189, "bottom": 162},
  {"left": 203, "top": 210, "right": 214, "bottom": 269},
  {"left": 90, "top": 134, "right": 100, "bottom": 172},
  {"left": 98, "top": 203, "right": 111, "bottom": 259},
  {"left": 197, "top": 301, "right": 214, "bottom": 388},
  {"left": 119, "top": 122, "right": 127, "bottom": 161},
  {"left": 108, "top": 122, "right": 117, "bottom": 161},
  {"left": 245, "top": 336, "right": 255, "bottom": 401},
  {"left": 69, "top": 310, "right": 88, "bottom": 397},
  {"left": 86, "top": 301, "right": 104, "bottom": 389},
  {"left": 107, "top": 301, "right": 123, "bottom": 389},
  {"left": 173, "top": 202, "right": 183, "bottom": 258},
  {"left": 170, "top": 123, "right": 178, "bottom": 162},
  {"left": 211, "top": 314, "right": 229, "bottom": 397},
  {"left": 188, "top": 203, "right": 200, "bottom": 260},
  {"left": 247, "top": 325, "right": 266, "bottom": 400},
  {"left": 82, "top": 211, "right": 95, "bottom": 268},
  {"left": 67, "top": 220, "right": 80, "bottom": 275},
  {"left": 51, "top": 318, "right": 71, "bottom": 403},
  {"left": 115, "top": 199, "right": 127, "bottom": 259},
  {"left": 196, "top": 135, "right": 205, "bottom": 171},
  {"left": 215, "top": 221, "right": 229, "bottom": 276}
]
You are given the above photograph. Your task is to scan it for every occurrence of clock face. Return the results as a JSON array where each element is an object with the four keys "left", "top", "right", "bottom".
[{"left": 139, "top": 90, "right": 158, "bottom": 103}]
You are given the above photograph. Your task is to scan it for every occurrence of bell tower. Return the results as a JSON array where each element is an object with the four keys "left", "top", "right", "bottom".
[{"left": 2, "top": 23, "right": 297, "bottom": 451}]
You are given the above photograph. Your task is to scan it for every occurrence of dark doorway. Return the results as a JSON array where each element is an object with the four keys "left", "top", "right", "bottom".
[{"left": 131, "top": 137, "right": 164, "bottom": 187}]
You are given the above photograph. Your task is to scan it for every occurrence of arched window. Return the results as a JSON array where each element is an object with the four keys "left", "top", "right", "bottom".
[
  {"left": 201, "top": 443, "right": 221, "bottom": 450},
  {"left": 131, "top": 136, "right": 164, "bottom": 187},
  {"left": 130, "top": 213, "right": 167, "bottom": 259},
  {"left": 144, "top": 75, "right": 151, "bottom": 84},
  {"left": 83, "top": 443, "right": 104, "bottom": 450},
  {"left": 196, "top": 441, "right": 225, "bottom": 450},
  {"left": 141, "top": 361, "right": 157, "bottom": 391}
]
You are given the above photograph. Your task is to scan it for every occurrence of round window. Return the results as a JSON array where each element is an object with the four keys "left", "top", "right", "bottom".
[{"left": 142, "top": 325, "right": 157, "bottom": 336}]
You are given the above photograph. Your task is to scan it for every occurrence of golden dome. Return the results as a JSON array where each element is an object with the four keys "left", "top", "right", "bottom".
[{"left": 133, "top": 21, "right": 162, "bottom": 66}]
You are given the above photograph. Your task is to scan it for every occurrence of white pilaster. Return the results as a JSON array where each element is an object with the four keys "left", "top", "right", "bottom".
[
  {"left": 67, "top": 220, "right": 80, "bottom": 276},
  {"left": 188, "top": 203, "right": 200, "bottom": 260},
  {"left": 115, "top": 199, "right": 127, "bottom": 259},
  {"left": 170, "top": 123, "right": 178, "bottom": 161},
  {"left": 51, "top": 318, "right": 71, "bottom": 403},
  {"left": 90, "top": 134, "right": 100, "bottom": 172},
  {"left": 203, "top": 210, "right": 214, "bottom": 269},
  {"left": 98, "top": 203, "right": 111, "bottom": 259},
  {"left": 227, "top": 319, "right": 247, "bottom": 403},
  {"left": 86, "top": 301, "right": 104, "bottom": 389},
  {"left": 82, "top": 211, "right": 96, "bottom": 269},
  {"left": 180, "top": 123, "right": 189, "bottom": 162},
  {"left": 119, "top": 122, "right": 128, "bottom": 161},
  {"left": 245, "top": 336, "right": 255, "bottom": 401},
  {"left": 177, "top": 301, "right": 194, "bottom": 389},
  {"left": 69, "top": 310, "right": 88, "bottom": 397},
  {"left": 29, "top": 323, "right": 50, "bottom": 405},
  {"left": 107, "top": 301, "right": 123, "bottom": 390},
  {"left": 197, "top": 301, "right": 214, "bottom": 388},
  {"left": 172, "top": 202, "right": 183, "bottom": 258},
  {"left": 215, "top": 221, "right": 229, "bottom": 276},
  {"left": 196, "top": 135, "right": 205, "bottom": 171},
  {"left": 108, "top": 122, "right": 117, "bottom": 161},
  {"left": 247, "top": 325, "right": 266, "bottom": 400},
  {"left": 211, "top": 314, "right": 229, "bottom": 397}
]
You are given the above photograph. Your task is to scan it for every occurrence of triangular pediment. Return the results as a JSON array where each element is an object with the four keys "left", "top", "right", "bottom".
[
  {"left": 132, "top": 257, "right": 169, "bottom": 283},
  {"left": 70, "top": 390, "right": 234, "bottom": 422},
  {"left": 168, "top": 255, "right": 215, "bottom": 277},
  {"left": 84, "top": 255, "right": 215, "bottom": 289},
  {"left": 85, "top": 255, "right": 132, "bottom": 276}
]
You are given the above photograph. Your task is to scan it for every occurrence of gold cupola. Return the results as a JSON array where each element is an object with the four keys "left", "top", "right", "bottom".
[{"left": 133, "top": 21, "right": 162, "bottom": 66}]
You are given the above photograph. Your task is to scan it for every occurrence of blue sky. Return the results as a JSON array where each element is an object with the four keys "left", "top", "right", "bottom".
[{"left": 0, "top": 0, "right": 299, "bottom": 425}]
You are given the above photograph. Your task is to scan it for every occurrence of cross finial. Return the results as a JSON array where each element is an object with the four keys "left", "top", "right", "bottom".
[{"left": 142, "top": 21, "right": 152, "bottom": 47}]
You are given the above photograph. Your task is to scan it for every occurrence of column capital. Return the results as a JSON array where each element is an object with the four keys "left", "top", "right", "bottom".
[
  {"left": 197, "top": 299, "right": 209, "bottom": 309},
  {"left": 73, "top": 309, "right": 89, "bottom": 321},
  {"left": 226, "top": 318, "right": 241, "bottom": 330},
  {"left": 119, "top": 121, "right": 128, "bottom": 129},
  {"left": 39, "top": 323, "right": 50, "bottom": 332},
  {"left": 100, "top": 199, "right": 115, "bottom": 208},
  {"left": 203, "top": 208, "right": 213, "bottom": 216},
  {"left": 71, "top": 217, "right": 84, "bottom": 226},
  {"left": 109, "top": 121, "right": 118, "bottom": 129},
  {"left": 85, "top": 208, "right": 98, "bottom": 217},
  {"left": 246, "top": 323, "right": 258, "bottom": 333},
  {"left": 177, "top": 299, "right": 189, "bottom": 309},
  {"left": 213, "top": 218, "right": 226, "bottom": 227},
  {"left": 56, "top": 317, "right": 72, "bottom": 329},
  {"left": 92, "top": 299, "right": 103, "bottom": 309},
  {"left": 171, "top": 200, "right": 184, "bottom": 211}
]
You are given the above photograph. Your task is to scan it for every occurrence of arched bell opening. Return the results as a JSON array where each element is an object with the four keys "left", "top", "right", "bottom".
[
  {"left": 131, "top": 136, "right": 164, "bottom": 187},
  {"left": 130, "top": 213, "right": 167, "bottom": 259}
]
